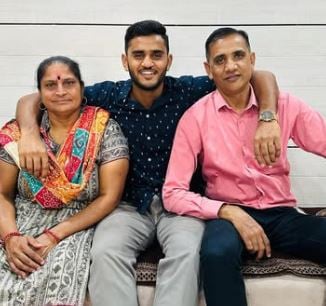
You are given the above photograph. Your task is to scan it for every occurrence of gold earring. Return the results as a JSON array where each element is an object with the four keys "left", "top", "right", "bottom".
[{"left": 40, "top": 103, "right": 47, "bottom": 111}]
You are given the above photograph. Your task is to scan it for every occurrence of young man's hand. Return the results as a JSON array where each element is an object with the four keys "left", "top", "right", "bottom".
[
  {"left": 18, "top": 132, "right": 48, "bottom": 178},
  {"left": 254, "top": 120, "right": 281, "bottom": 166}
]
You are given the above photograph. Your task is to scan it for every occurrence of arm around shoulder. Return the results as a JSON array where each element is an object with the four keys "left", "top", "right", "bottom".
[
  {"left": 251, "top": 70, "right": 279, "bottom": 112},
  {"left": 16, "top": 92, "right": 49, "bottom": 178},
  {"left": 251, "top": 70, "right": 282, "bottom": 166},
  {"left": 16, "top": 92, "right": 41, "bottom": 131}
]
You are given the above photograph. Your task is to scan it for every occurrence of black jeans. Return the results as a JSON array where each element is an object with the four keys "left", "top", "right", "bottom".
[{"left": 200, "top": 206, "right": 326, "bottom": 306}]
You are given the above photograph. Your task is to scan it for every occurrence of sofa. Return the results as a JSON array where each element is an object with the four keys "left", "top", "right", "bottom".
[
  {"left": 86, "top": 208, "right": 326, "bottom": 306},
  {"left": 135, "top": 208, "right": 326, "bottom": 306}
]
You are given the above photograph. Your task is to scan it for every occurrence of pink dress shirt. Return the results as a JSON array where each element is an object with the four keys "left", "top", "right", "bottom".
[{"left": 163, "top": 89, "right": 326, "bottom": 219}]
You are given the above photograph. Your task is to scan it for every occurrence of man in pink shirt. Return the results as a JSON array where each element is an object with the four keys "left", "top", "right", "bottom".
[{"left": 163, "top": 27, "right": 326, "bottom": 306}]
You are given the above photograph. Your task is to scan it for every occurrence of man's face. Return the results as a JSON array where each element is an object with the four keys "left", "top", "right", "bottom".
[
  {"left": 122, "top": 35, "right": 172, "bottom": 92},
  {"left": 204, "top": 33, "right": 255, "bottom": 97}
]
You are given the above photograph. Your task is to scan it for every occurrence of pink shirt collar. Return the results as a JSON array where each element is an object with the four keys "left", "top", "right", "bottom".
[{"left": 213, "top": 85, "right": 258, "bottom": 112}]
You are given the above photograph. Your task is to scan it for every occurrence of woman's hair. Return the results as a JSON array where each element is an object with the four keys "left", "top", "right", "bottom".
[{"left": 36, "top": 56, "right": 84, "bottom": 90}]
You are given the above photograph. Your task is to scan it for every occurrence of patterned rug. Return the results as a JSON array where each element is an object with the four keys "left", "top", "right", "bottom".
[{"left": 136, "top": 208, "right": 326, "bottom": 285}]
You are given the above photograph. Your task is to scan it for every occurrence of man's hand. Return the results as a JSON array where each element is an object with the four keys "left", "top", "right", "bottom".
[
  {"left": 219, "top": 204, "right": 271, "bottom": 260},
  {"left": 18, "top": 132, "right": 48, "bottom": 178},
  {"left": 254, "top": 120, "right": 281, "bottom": 166},
  {"left": 5, "top": 235, "right": 45, "bottom": 278}
]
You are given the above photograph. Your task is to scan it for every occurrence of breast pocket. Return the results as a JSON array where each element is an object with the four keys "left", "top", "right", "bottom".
[{"left": 259, "top": 161, "right": 287, "bottom": 175}]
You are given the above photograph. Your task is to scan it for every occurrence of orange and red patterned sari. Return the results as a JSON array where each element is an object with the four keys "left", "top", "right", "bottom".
[{"left": 0, "top": 106, "right": 109, "bottom": 209}]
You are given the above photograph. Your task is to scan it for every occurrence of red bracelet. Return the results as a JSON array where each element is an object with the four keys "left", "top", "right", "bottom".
[
  {"left": 43, "top": 229, "right": 60, "bottom": 244},
  {"left": 2, "top": 231, "right": 22, "bottom": 247}
]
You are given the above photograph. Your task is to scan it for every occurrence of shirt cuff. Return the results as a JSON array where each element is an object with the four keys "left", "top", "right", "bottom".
[{"left": 201, "top": 198, "right": 225, "bottom": 219}]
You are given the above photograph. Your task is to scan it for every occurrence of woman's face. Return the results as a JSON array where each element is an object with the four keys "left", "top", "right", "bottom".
[{"left": 40, "top": 62, "right": 83, "bottom": 116}]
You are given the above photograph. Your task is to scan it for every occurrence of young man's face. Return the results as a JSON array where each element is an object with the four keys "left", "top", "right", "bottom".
[
  {"left": 204, "top": 33, "right": 255, "bottom": 98},
  {"left": 122, "top": 35, "right": 172, "bottom": 92}
]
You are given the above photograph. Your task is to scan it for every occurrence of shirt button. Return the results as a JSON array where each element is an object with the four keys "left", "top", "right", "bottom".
[
  {"left": 147, "top": 136, "right": 151, "bottom": 140},
  {"left": 146, "top": 114, "right": 150, "bottom": 118},
  {"left": 148, "top": 158, "right": 152, "bottom": 162}
]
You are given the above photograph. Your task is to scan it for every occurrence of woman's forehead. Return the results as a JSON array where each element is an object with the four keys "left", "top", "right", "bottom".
[{"left": 42, "top": 63, "right": 75, "bottom": 80}]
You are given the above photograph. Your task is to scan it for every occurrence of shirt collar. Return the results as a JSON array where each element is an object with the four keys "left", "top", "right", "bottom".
[
  {"left": 118, "top": 78, "right": 173, "bottom": 110},
  {"left": 214, "top": 85, "right": 258, "bottom": 112}
]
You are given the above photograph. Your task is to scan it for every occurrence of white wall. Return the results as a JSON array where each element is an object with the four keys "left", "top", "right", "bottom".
[{"left": 0, "top": 0, "right": 325, "bottom": 207}]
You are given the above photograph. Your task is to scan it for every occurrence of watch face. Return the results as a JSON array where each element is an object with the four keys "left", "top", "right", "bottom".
[{"left": 260, "top": 111, "right": 275, "bottom": 121}]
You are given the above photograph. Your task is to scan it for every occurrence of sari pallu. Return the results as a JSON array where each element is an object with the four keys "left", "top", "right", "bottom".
[{"left": 0, "top": 106, "right": 109, "bottom": 209}]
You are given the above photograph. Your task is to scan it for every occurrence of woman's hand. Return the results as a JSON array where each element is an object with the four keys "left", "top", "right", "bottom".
[
  {"left": 5, "top": 235, "right": 45, "bottom": 278},
  {"left": 35, "top": 233, "right": 58, "bottom": 258}
]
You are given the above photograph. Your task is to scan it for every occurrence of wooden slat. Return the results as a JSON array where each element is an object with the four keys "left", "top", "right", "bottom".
[
  {"left": 1, "top": 53, "right": 326, "bottom": 87},
  {"left": 1, "top": 25, "right": 326, "bottom": 57},
  {"left": 0, "top": 0, "right": 326, "bottom": 24},
  {"left": 288, "top": 148, "right": 326, "bottom": 177},
  {"left": 290, "top": 177, "right": 326, "bottom": 207}
]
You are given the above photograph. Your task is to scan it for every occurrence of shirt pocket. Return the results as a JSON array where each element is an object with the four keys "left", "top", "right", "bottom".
[{"left": 259, "top": 161, "right": 287, "bottom": 175}]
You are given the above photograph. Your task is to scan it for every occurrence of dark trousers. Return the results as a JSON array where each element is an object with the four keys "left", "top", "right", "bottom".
[{"left": 200, "top": 206, "right": 326, "bottom": 306}]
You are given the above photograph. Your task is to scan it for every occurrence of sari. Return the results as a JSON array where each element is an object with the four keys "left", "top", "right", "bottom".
[
  {"left": 0, "top": 106, "right": 129, "bottom": 305},
  {"left": 0, "top": 106, "right": 109, "bottom": 208}
]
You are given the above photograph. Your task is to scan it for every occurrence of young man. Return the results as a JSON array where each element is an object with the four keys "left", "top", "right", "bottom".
[
  {"left": 163, "top": 27, "right": 326, "bottom": 306},
  {"left": 16, "top": 21, "right": 280, "bottom": 306}
]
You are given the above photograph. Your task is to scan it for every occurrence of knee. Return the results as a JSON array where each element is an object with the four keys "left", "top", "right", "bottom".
[
  {"left": 91, "top": 232, "right": 126, "bottom": 265},
  {"left": 200, "top": 232, "right": 242, "bottom": 271},
  {"left": 201, "top": 220, "right": 242, "bottom": 268},
  {"left": 201, "top": 243, "right": 240, "bottom": 269},
  {"left": 165, "top": 233, "right": 202, "bottom": 267}
]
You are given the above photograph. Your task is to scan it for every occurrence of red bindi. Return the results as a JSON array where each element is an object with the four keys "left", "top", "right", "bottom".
[{"left": 57, "top": 75, "right": 61, "bottom": 80}]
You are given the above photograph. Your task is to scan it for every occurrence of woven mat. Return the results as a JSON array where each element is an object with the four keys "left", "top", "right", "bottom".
[
  {"left": 136, "top": 246, "right": 326, "bottom": 285},
  {"left": 136, "top": 208, "right": 326, "bottom": 285}
]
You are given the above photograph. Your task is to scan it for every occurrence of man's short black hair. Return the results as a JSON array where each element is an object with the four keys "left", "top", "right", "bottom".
[
  {"left": 205, "top": 27, "right": 251, "bottom": 60},
  {"left": 124, "top": 20, "right": 169, "bottom": 53}
]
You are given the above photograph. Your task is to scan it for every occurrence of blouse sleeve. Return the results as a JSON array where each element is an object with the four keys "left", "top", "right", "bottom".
[
  {"left": 0, "top": 146, "right": 16, "bottom": 165},
  {"left": 98, "top": 118, "right": 129, "bottom": 165}
]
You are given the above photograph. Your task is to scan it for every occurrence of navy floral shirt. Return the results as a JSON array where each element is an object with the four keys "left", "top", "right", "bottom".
[{"left": 85, "top": 76, "right": 214, "bottom": 213}]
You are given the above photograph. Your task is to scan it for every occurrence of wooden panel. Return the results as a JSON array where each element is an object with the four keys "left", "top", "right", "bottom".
[
  {"left": 0, "top": 56, "right": 129, "bottom": 86},
  {"left": 0, "top": 25, "right": 125, "bottom": 56},
  {"left": 288, "top": 149, "right": 326, "bottom": 207},
  {"left": 1, "top": 55, "right": 326, "bottom": 87},
  {"left": 0, "top": 86, "right": 35, "bottom": 119},
  {"left": 0, "top": 25, "right": 325, "bottom": 117},
  {"left": 0, "top": 58, "right": 325, "bottom": 115},
  {"left": 288, "top": 148, "right": 326, "bottom": 177},
  {"left": 1, "top": 25, "right": 326, "bottom": 57},
  {"left": 0, "top": 0, "right": 326, "bottom": 24},
  {"left": 0, "top": 25, "right": 326, "bottom": 83},
  {"left": 1, "top": 25, "right": 326, "bottom": 84},
  {"left": 290, "top": 177, "right": 326, "bottom": 207}
]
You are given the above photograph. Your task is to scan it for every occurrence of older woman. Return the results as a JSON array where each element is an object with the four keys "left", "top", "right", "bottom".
[{"left": 0, "top": 56, "right": 129, "bottom": 305}]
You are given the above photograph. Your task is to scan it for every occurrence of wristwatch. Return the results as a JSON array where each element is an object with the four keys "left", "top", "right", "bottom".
[{"left": 258, "top": 110, "right": 277, "bottom": 122}]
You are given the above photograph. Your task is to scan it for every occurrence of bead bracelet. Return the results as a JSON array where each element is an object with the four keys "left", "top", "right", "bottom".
[
  {"left": 43, "top": 229, "right": 60, "bottom": 244},
  {"left": 2, "top": 231, "right": 22, "bottom": 247}
]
